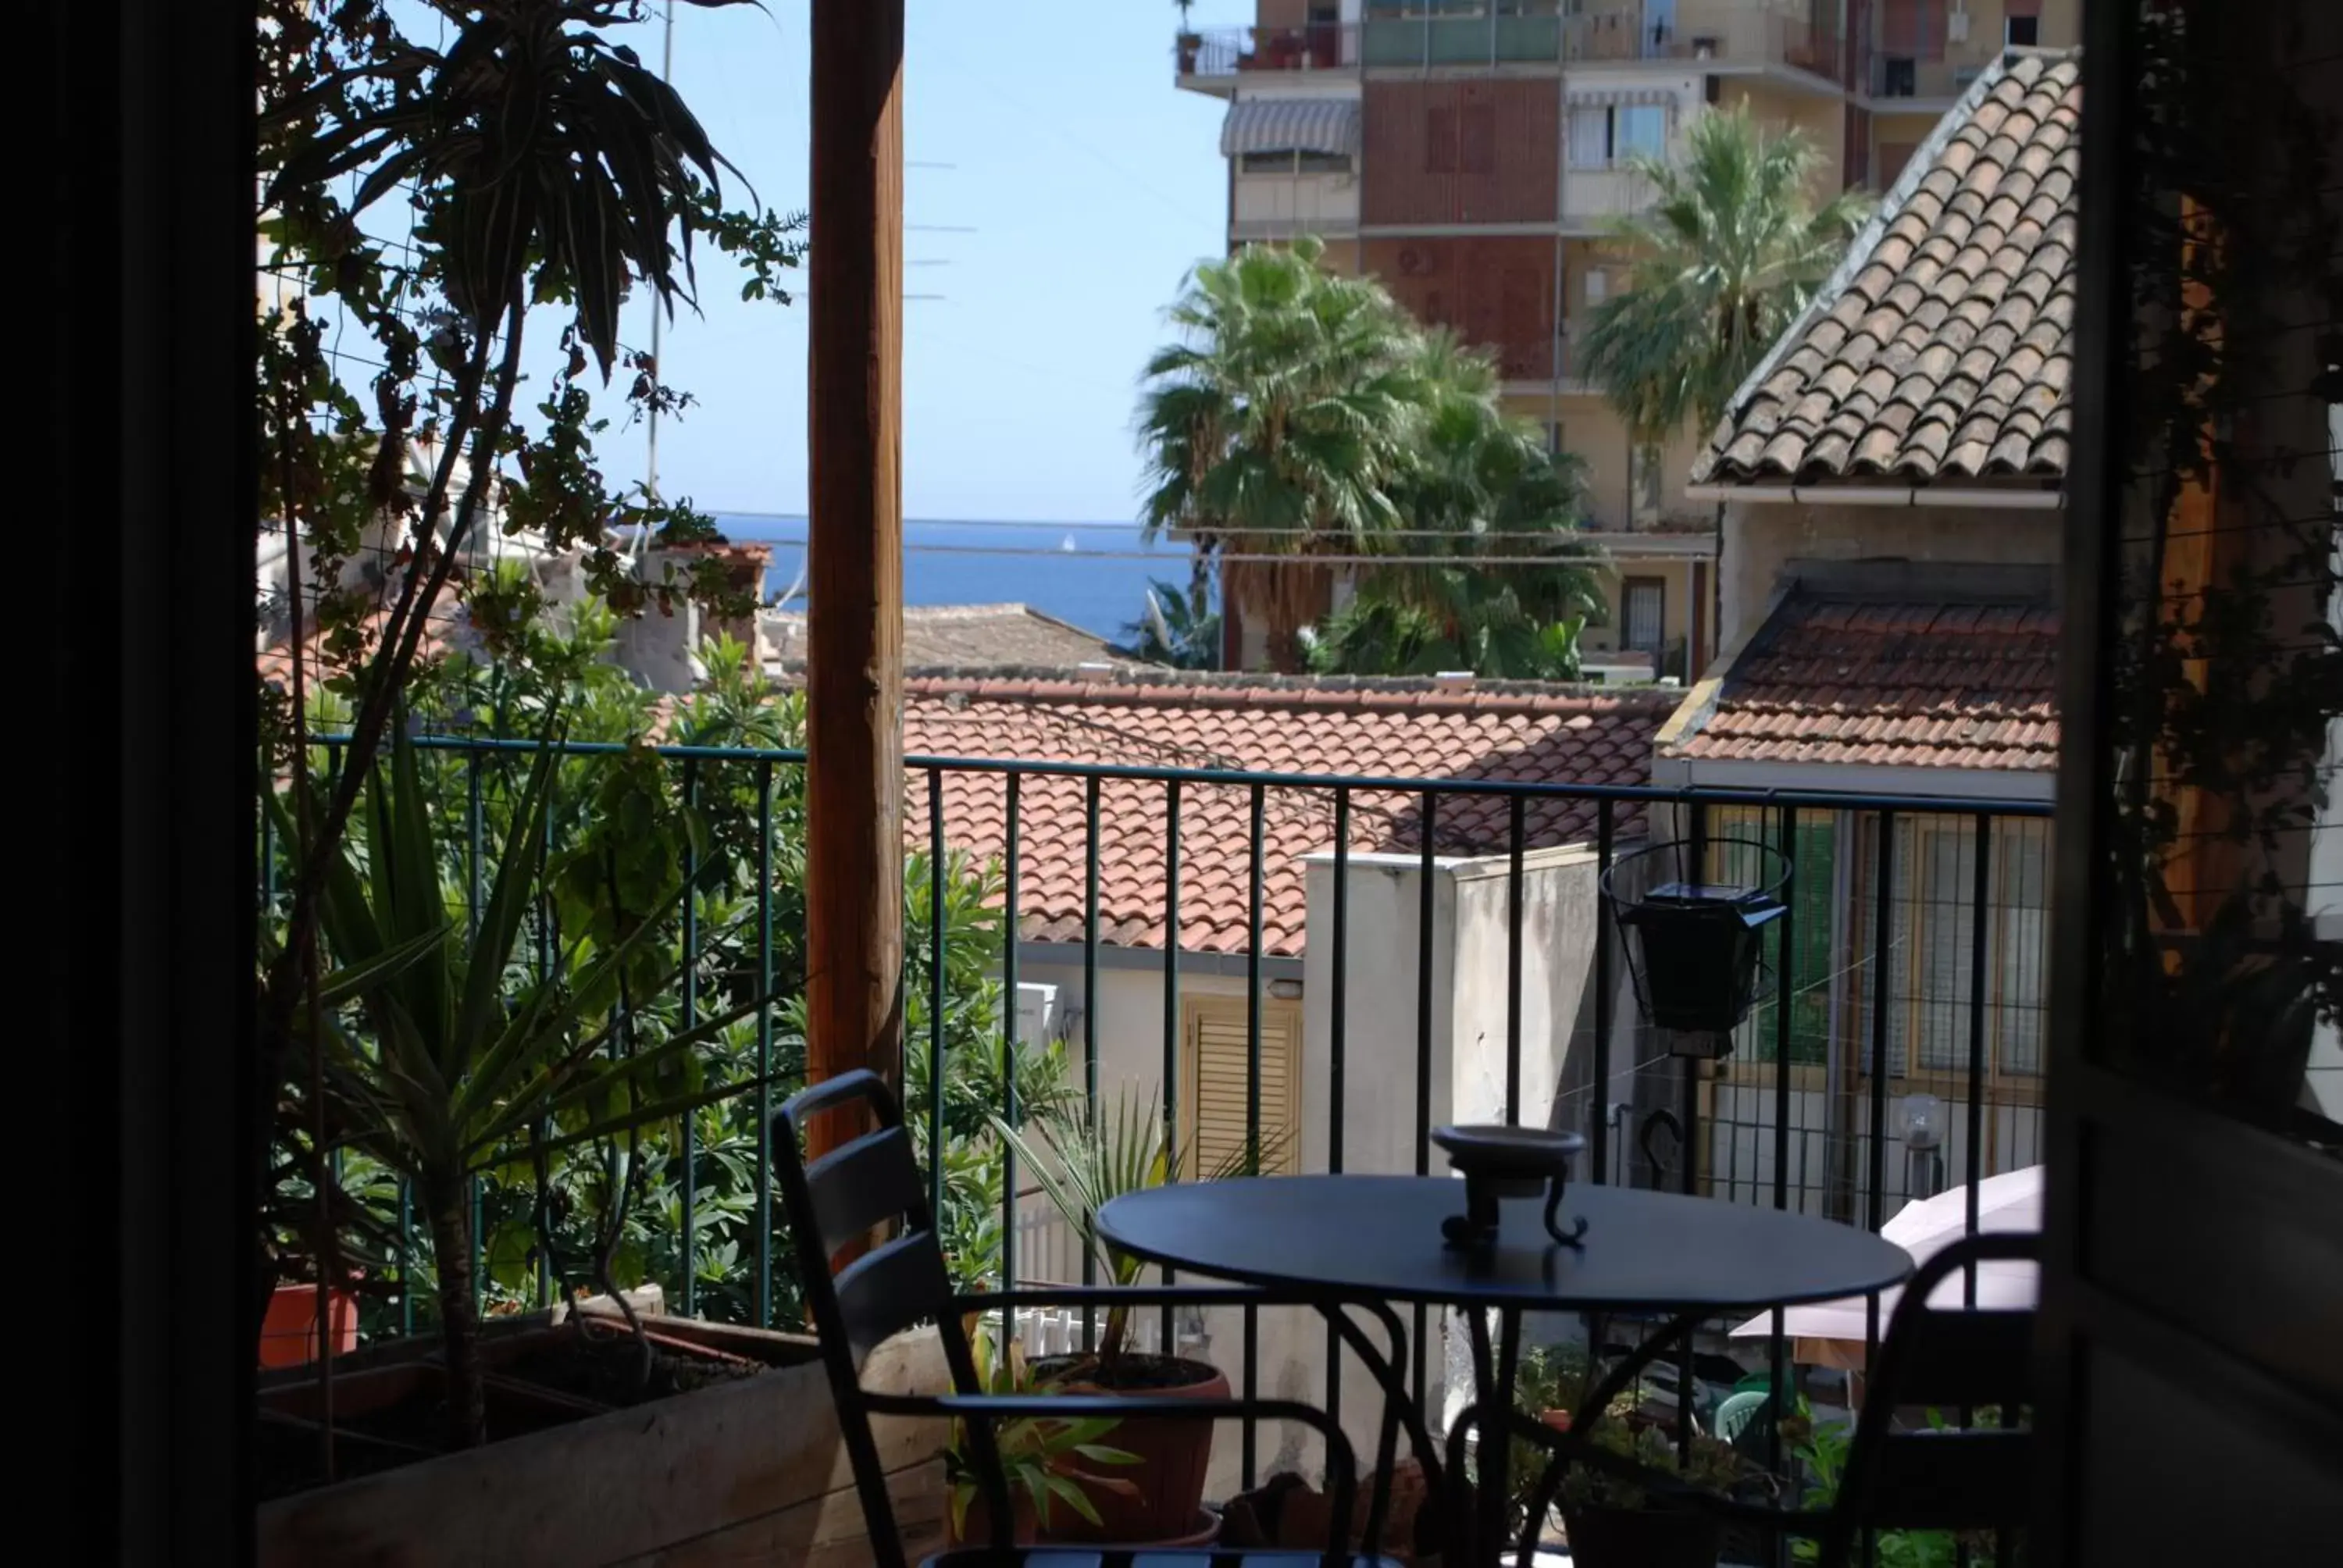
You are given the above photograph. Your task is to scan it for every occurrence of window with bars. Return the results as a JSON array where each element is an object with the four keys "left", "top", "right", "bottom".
[
  {"left": 1854, "top": 815, "right": 2052, "bottom": 1084},
  {"left": 1621, "top": 577, "right": 1665, "bottom": 651},
  {"left": 1181, "top": 995, "right": 1302, "bottom": 1178}
]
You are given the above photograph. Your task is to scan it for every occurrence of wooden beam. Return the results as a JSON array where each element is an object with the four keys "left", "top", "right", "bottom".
[{"left": 805, "top": 0, "right": 907, "bottom": 1158}]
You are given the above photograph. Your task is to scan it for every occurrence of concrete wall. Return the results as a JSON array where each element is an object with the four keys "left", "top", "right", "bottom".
[{"left": 1719, "top": 501, "right": 2064, "bottom": 652}]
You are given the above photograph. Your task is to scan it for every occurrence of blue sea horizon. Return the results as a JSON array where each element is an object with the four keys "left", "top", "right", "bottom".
[{"left": 713, "top": 514, "right": 1184, "bottom": 642}]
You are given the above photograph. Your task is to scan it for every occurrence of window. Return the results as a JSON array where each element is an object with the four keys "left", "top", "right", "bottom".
[
  {"left": 1865, "top": 817, "right": 2052, "bottom": 1082},
  {"left": 1567, "top": 104, "right": 1612, "bottom": 168},
  {"left": 1240, "top": 150, "right": 1353, "bottom": 174},
  {"left": 1182, "top": 995, "right": 1303, "bottom": 1177},
  {"left": 2006, "top": 16, "right": 2040, "bottom": 48},
  {"left": 1616, "top": 103, "right": 1667, "bottom": 162},
  {"left": 1621, "top": 577, "right": 1665, "bottom": 652},
  {"left": 1426, "top": 104, "right": 1457, "bottom": 173}
]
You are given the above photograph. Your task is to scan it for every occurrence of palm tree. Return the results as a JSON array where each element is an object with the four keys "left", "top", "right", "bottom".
[
  {"left": 1579, "top": 103, "right": 1870, "bottom": 476},
  {"left": 1313, "top": 333, "right": 1606, "bottom": 679},
  {"left": 1137, "top": 235, "right": 1430, "bottom": 672}
]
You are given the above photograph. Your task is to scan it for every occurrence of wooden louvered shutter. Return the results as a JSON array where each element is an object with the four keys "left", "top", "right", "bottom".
[{"left": 1182, "top": 997, "right": 1301, "bottom": 1178}]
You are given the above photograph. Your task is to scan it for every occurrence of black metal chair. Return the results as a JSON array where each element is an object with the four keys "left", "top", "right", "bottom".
[
  {"left": 1495, "top": 1230, "right": 2038, "bottom": 1566},
  {"left": 772, "top": 1069, "right": 1402, "bottom": 1567}
]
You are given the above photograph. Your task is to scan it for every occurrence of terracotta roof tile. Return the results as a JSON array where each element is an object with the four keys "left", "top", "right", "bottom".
[
  {"left": 1661, "top": 594, "right": 2060, "bottom": 772},
  {"left": 903, "top": 670, "right": 1677, "bottom": 957},
  {"left": 765, "top": 602, "right": 1123, "bottom": 674},
  {"left": 1693, "top": 52, "right": 2080, "bottom": 489}
]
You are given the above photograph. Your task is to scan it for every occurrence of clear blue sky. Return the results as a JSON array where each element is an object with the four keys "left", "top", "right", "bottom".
[{"left": 593, "top": 0, "right": 1259, "bottom": 525}]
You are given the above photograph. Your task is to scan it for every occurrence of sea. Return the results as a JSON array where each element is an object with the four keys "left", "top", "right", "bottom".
[{"left": 712, "top": 515, "right": 1184, "bottom": 642}]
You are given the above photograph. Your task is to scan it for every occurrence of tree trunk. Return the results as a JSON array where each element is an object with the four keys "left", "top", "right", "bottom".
[{"left": 425, "top": 1179, "right": 487, "bottom": 1450}]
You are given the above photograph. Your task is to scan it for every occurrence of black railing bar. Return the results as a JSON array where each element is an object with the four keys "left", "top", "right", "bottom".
[
  {"left": 1326, "top": 786, "right": 1350, "bottom": 1438},
  {"left": 1000, "top": 772, "right": 1022, "bottom": 1334},
  {"left": 336, "top": 732, "right": 2054, "bottom": 818},
  {"left": 1243, "top": 780, "right": 1266, "bottom": 1488},
  {"left": 1082, "top": 775, "right": 1101, "bottom": 1353},
  {"left": 927, "top": 768, "right": 949, "bottom": 1256},
  {"left": 1867, "top": 810, "right": 1895, "bottom": 1235},
  {"left": 1677, "top": 799, "right": 1704, "bottom": 1466},
  {"left": 1768, "top": 802, "right": 1797, "bottom": 1502},
  {"left": 1159, "top": 779, "right": 1182, "bottom": 1358},
  {"left": 754, "top": 758, "right": 776, "bottom": 1328},
  {"left": 1591, "top": 797, "right": 1614, "bottom": 1185},
  {"left": 1964, "top": 813, "right": 1992, "bottom": 1313},
  {"left": 1505, "top": 794, "right": 1526, "bottom": 1124},
  {"left": 1411, "top": 790, "right": 1436, "bottom": 1413}
]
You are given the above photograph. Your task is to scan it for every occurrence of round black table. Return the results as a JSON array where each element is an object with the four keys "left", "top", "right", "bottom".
[{"left": 1097, "top": 1174, "right": 1912, "bottom": 1563}]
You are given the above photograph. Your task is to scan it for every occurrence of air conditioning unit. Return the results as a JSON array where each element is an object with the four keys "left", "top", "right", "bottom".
[{"left": 1947, "top": 7, "right": 1970, "bottom": 45}]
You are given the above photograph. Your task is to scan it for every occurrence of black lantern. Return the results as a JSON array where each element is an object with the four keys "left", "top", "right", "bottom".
[{"left": 1603, "top": 839, "right": 1791, "bottom": 1052}]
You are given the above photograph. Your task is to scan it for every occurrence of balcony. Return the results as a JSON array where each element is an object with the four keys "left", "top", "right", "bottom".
[
  {"left": 256, "top": 723, "right": 2057, "bottom": 1545},
  {"left": 1179, "top": 23, "right": 1361, "bottom": 87},
  {"left": 1862, "top": 42, "right": 2004, "bottom": 108}
]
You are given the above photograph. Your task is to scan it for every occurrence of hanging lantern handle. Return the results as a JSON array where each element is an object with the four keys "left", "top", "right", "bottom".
[{"left": 1639, "top": 1107, "right": 1682, "bottom": 1184}]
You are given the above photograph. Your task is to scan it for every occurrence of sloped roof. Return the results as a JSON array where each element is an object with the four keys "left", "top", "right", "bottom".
[
  {"left": 904, "top": 671, "right": 1677, "bottom": 956},
  {"left": 1694, "top": 51, "right": 2081, "bottom": 486},
  {"left": 1661, "top": 593, "right": 2060, "bottom": 771},
  {"left": 765, "top": 604, "right": 1124, "bottom": 674}
]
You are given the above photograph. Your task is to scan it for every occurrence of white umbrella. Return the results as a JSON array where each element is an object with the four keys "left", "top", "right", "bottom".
[{"left": 1729, "top": 1166, "right": 2042, "bottom": 1367}]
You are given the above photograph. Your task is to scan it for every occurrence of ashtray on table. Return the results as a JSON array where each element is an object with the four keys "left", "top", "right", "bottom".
[{"left": 1430, "top": 1124, "right": 1589, "bottom": 1252}]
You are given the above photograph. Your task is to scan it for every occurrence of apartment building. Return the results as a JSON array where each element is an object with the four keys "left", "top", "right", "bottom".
[{"left": 1175, "top": 0, "right": 2077, "bottom": 679}]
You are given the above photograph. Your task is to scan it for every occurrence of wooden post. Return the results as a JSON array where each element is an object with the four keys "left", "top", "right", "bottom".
[{"left": 805, "top": 0, "right": 906, "bottom": 1159}]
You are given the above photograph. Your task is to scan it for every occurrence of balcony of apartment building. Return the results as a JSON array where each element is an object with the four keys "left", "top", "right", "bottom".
[
  {"left": 1858, "top": 0, "right": 2067, "bottom": 113},
  {"left": 1226, "top": 98, "right": 1366, "bottom": 241},
  {"left": 1177, "top": 20, "right": 1360, "bottom": 93},
  {"left": 1566, "top": 1, "right": 1844, "bottom": 85}
]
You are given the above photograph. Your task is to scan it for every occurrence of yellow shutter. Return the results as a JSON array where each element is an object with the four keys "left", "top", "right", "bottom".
[{"left": 1182, "top": 996, "right": 1302, "bottom": 1178}]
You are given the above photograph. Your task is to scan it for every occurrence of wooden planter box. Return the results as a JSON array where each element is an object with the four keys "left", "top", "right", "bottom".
[{"left": 258, "top": 1308, "right": 948, "bottom": 1567}]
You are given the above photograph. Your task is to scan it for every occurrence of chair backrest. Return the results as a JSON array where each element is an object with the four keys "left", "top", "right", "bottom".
[
  {"left": 773, "top": 1070, "right": 986, "bottom": 1568},
  {"left": 1818, "top": 1230, "right": 2038, "bottom": 1566},
  {"left": 1713, "top": 1388, "right": 1772, "bottom": 1450}
]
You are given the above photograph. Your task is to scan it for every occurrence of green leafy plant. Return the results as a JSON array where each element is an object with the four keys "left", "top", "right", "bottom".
[
  {"left": 1579, "top": 103, "right": 1870, "bottom": 504},
  {"left": 993, "top": 1089, "right": 1289, "bottom": 1377},
  {"left": 947, "top": 1323, "right": 1139, "bottom": 1541},
  {"left": 279, "top": 718, "right": 772, "bottom": 1447},
  {"left": 1784, "top": 1400, "right": 2023, "bottom": 1567},
  {"left": 1504, "top": 1343, "right": 1749, "bottom": 1531}
]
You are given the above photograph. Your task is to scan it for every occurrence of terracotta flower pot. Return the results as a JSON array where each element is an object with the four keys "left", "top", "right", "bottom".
[
  {"left": 259, "top": 1282, "right": 358, "bottom": 1369},
  {"left": 1032, "top": 1353, "right": 1229, "bottom": 1544}
]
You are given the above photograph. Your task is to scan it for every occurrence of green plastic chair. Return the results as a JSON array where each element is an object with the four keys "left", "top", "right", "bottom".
[{"left": 1713, "top": 1388, "right": 1774, "bottom": 1450}]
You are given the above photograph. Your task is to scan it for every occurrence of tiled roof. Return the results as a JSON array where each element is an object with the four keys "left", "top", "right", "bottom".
[
  {"left": 1663, "top": 595, "right": 2059, "bottom": 771},
  {"left": 904, "top": 671, "right": 1678, "bottom": 956},
  {"left": 765, "top": 603, "right": 1123, "bottom": 674},
  {"left": 1694, "top": 52, "right": 2080, "bottom": 486}
]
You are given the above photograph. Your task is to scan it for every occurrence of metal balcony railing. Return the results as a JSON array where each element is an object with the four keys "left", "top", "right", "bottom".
[
  {"left": 1863, "top": 45, "right": 2002, "bottom": 103},
  {"left": 268, "top": 732, "right": 2052, "bottom": 1488},
  {"left": 1183, "top": 23, "right": 1361, "bottom": 78}
]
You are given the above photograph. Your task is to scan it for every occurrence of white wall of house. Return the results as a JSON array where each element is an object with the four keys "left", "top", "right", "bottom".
[{"left": 1718, "top": 502, "right": 2064, "bottom": 653}]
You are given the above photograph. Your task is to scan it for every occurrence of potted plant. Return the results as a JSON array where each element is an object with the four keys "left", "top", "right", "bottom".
[
  {"left": 1549, "top": 1415, "right": 1743, "bottom": 1568},
  {"left": 947, "top": 1321, "right": 1140, "bottom": 1546},
  {"left": 994, "top": 1090, "right": 1287, "bottom": 1544},
  {"left": 272, "top": 719, "right": 773, "bottom": 1449},
  {"left": 1507, "top": 1343, "right": 1747, "bottom": 1568},
  {"left": 1174, "top": 0, "right": 1202, "bottom": 72}
]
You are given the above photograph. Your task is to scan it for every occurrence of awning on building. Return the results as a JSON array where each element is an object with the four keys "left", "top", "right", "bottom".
[
  {"left": 1221, "top": 97, "right": 1362, "bottom": 159},
  {"left": 1565, "top": 85, "right": 1678, "bottom": 108}
]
